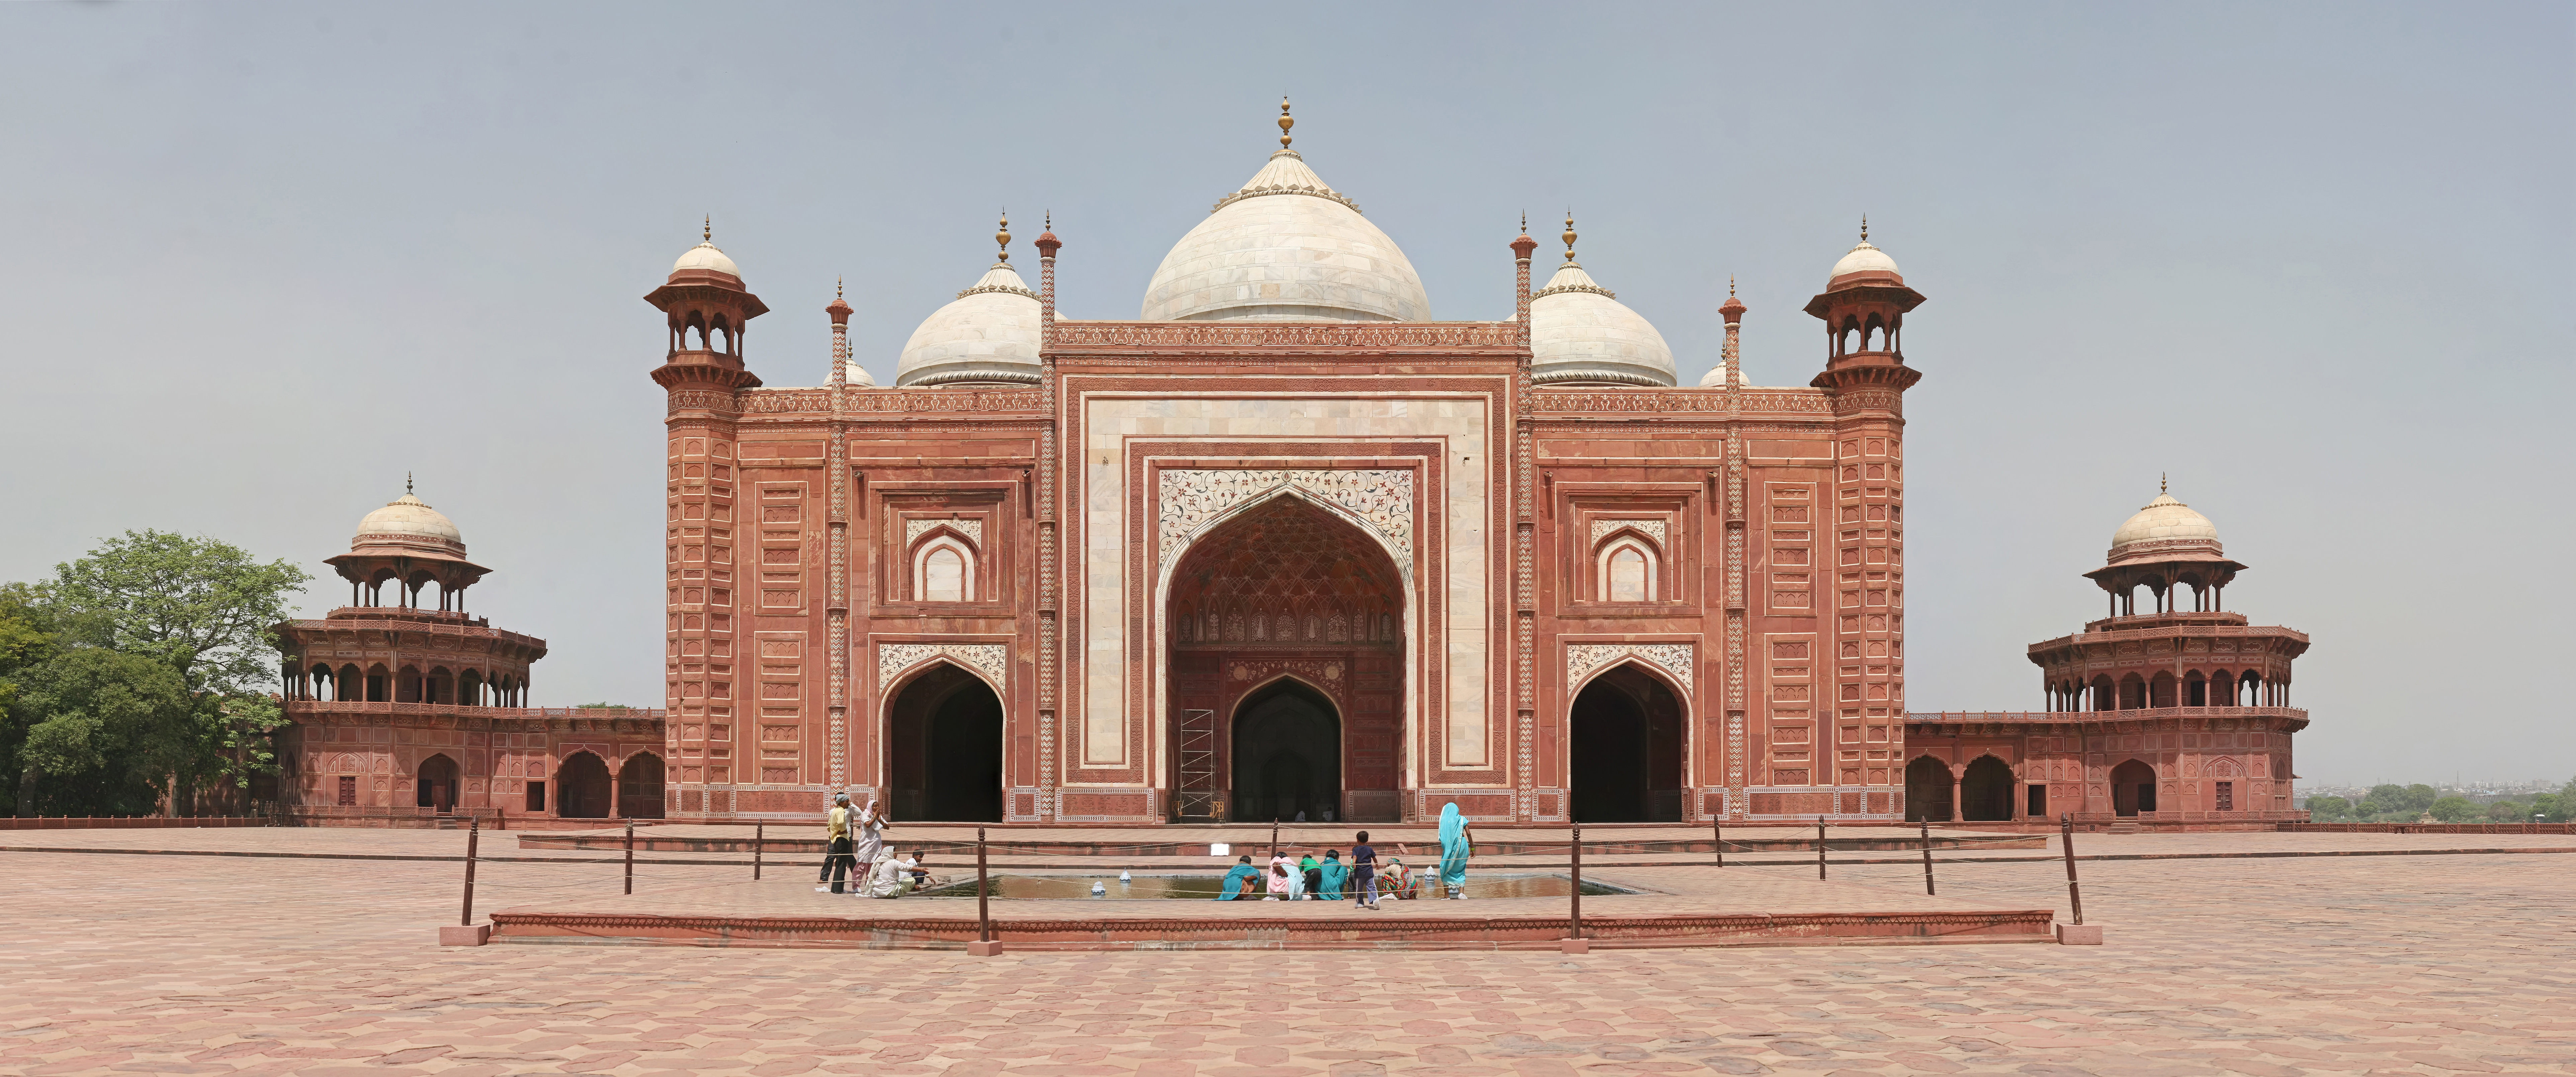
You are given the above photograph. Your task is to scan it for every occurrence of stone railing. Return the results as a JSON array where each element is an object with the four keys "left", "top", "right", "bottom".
[
  {"left": 1530, "top": 388, "right": 1833, "bottom": 414},
  {"left": 1904, "top": 706, "right": 2308, "bottom": 726},
  {"left": 283, "top": 701, "right": 666, "bottom": 722},
  {"left": 279, "top": 618, "right": 546, "bottom": 649}
]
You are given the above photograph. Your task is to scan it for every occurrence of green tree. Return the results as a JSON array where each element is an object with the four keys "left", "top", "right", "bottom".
[
  {"left": 2304, "top": 795, "right": 2352, "bottom": 820},
  {"left": 2426, "top": 796, "right": 2479, "bottom": 823},
  {"left": 0, "top": 583, "right": 67, "bottom": 815},
  {"left": 42, "top": 532, "right": 310, "bottom": 812},
  {"left": 2529, "top": 792, "right": 2565, "bottom": 824},
  {"left": 11, "top": 649, "right": 192, "bottom": 816},
  {"left": 2485, "top": 799, "right": 2530, "bottom": 822}
]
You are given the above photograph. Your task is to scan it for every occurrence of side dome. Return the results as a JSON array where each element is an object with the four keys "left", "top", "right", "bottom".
[
  {"left": 354, "top": 490, "right": 464, "bottom": 556},
  {"left": 894, "top": 262, "right": 1042, "bottom": 387},
  {"left": 1530, "top": 262, "right": 1674, "bottom": 386},
  {"left": 1827, "top": 222, "right": 1902, "bottom": 289},
  {"left": 671, "top": 240, "right": 740, "bottom": 279},
  {"left": 1140, "top": 148, "right": 1430, "bottom": 322},
  {"left": 2108, "top": 489, "right": 2222, "bottom": 564}
]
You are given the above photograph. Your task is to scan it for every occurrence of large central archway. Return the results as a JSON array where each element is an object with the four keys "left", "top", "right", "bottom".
[
  {"left": 1568, "top": 664, "right": 1685, "bottom": 822},
  {"left": 886, "top": 663, "right": 1004, "bottom": 822},
  {"left": 1165, "top": 492, "right": 1405, "bottom": 822}
]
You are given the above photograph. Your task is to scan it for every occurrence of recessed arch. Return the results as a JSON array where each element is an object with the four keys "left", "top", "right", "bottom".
[
  {"left": 2110, "top": 758, "right": 2158, "bottom": 816},
  {"left": 1568, "top": 661, "right": 1686, "bottom": 822},
  {"left": 883, "top": 659, "right": 1003, "bottom": 821},
  {"left": 1960, "top": 754, "right": 2015, "bottom": 821},
  {"left": 1905, "top": 755, "right": 1956, "bottom": 822},
  {"left": 1593, "top": 532, "right": 1662, "bottom": 603},
  {"left": 912, "top": 533, "right": 977, "bottom": 603},
  {"left": 415, "top": 753, "right": 460, "bottom": 811},
  {"left": 617, "top": 751, "right": 667, "bottom": 819},
  {"left": 1229, "top": 676, "right": 1341, "bottom": 824},
  {"left": 556, "top": 751, "right": 612, "bottom": 818}
]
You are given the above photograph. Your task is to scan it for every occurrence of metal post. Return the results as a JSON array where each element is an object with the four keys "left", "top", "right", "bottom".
[
  {"left": 623, "top": 818, "right": 635, "bottom": 895},
  {"left": 976, "top": 826, "right": 992, "bottom": 944},
  {"left": 1816, "top": 816, "right": 1827, "bottom": 880},
  {"left": 1568, "top": 821, "right": 1583, "bottom": 940},
  {"left": 459, "top": 816, "right": 480, "bottom": 926},
  {"left": 1920, "top": 818, "right": 1936, "bottom": 895},
  {"left": 1713, "top": 821, "right": 1724, "bottom": 868},
  {"left": 2060, "top": 813, "right": 2084, "bottom": 925},
  {"left": 1270, "top": 817, "right": 1279, "bottom": 860},
  {"left": 753, "top": 821, "right": 764, "bottom": 881}
]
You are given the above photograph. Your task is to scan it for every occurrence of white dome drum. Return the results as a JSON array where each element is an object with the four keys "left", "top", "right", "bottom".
[
  {"left": 2107, "top": 490, "right": 2223, "bottom": 565},
  {"left": 354, "top": 491, "right": 464, "bottom": 555},
  {"left": 1140, "top": 149, "right": 1430, "bottom": 322}
]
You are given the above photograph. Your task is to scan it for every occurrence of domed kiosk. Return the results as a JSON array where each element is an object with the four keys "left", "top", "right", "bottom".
[
  {"left": 1528, "top": 214, "right": 1676, "bottom": 387},
  {"left": 895, "top": 215, "right": 1044, "bottom": 387}
]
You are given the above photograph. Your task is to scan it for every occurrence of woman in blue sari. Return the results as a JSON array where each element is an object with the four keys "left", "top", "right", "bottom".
[
  {"left": 1318, "top": 850, "right": 1348, "bottom": 900},
  {"left": 1216, "top": 855, "right": 1259, "bottom": 900},
  {"left": 1437, "top": 803, "right": 1474, "bottom": 899}
]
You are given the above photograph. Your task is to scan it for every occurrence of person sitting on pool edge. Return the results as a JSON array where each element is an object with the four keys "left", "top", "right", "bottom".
[{"left": 1216, "top": 855, "right": 1259, "bottom": 900}]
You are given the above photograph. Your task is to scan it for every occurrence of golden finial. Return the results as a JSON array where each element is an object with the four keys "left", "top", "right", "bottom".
[
  {"left": 1860, "top": 214, "right": 1869, "bottom": 243},
  {"left": 406, "top": 471, "right": 414, "bottom": 496},
  {"left": 1044, "top": 210, "right": 1051, "bottom": 230},
  {"left": 1561, "top": 211, "right": 1577, "bottom": 263},
  {"left": 996, "top": 210, "right": 1011, "bottom": 262},
  {"left": 836, "top": 276, "right": 844, "bottom": 299},
  {"left": 2160, "top": 472, "right": 2168, "bottom": 495},
  {"left": 1278, "top": 96, "right": 1294, "bottom": 148},
  {"left": 1729, "top": 275, "right": 1737, "bottom": 298},
  {"left": 703, "top": 215, "right": 711, "bottom": 243}
]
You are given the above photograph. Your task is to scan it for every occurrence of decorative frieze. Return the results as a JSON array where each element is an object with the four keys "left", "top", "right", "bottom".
[
  {"left": 1156, "top": 469, "right": 1413, "bottom": 570},
  {"left": 904, "top": 518, "right": 985, "bottom": 547},
  {"left": 877, "top": 642, "right": 1009, "bottom": 690},
  {"left": 1588, "top": 518, "right": 1667, "bottom": 547},
  {"left": 1051, "top": 322, "right": 1518, "bottom": 351},
  {"left": 1565, "top": 642, "right": 1696, "bottom": 693}
]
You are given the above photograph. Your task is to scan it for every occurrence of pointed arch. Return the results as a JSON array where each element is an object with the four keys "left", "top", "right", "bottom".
[{"left": 1593, "top": 530, "right": 1662, "bottom": 603}]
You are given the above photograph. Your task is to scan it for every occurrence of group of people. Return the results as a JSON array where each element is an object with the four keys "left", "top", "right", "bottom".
[
  {"left": 1217, "top": 804, "right": 1478, "bottom": 903},
  {"left": 814, "top": 792, "right": 934, "bottom": 897}
]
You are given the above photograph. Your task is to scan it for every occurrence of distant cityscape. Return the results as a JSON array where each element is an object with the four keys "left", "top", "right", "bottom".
[{"left": 2297, "top": 778, "right": 2568, "bottom": 802}]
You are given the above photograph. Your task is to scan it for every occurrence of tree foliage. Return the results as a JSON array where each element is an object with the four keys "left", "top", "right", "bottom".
[
  {"left": 2304, "top": 795, "right": 2352, "bottom": 820},
  {"left": 11, "top": 649, "right": 192, "bottom": 815},
  {"left": 2426, "top": 796, "right": 2480, "bottom": 823},
  {"left": 47, "top": 530, "right": 309, "bottom": 696}
]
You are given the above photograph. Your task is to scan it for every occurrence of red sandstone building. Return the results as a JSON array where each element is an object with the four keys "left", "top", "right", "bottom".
[
  {"left": 1903, "top": 484, "right": 2311, "bottom": 826},
  {"left": 273, "top": 486, "right": 667, "bottom": 823},
  {"left": 267, "top": 107, "right": 2311, "bottom": 828},
  {"left": 644, "top": 108, "right": 1941, "bottom": 827}
]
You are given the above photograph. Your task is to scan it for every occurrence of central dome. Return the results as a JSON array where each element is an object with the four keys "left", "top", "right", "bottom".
[
  {"left": 352, "top": 488, "right": 465, "bottom": 558},
  {"left": 2107, "top": 489, "right": 2222, "bottom": 564},
  {"left": 1140, "top": 148, "right": 1430, "bottom": 322}
]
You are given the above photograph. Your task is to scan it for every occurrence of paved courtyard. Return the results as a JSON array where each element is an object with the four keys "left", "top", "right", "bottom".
[{"left": 3, "top": 830, "right": 2571, "bottom": 1075}]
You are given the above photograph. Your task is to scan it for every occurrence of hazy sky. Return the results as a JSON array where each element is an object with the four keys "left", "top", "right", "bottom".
[{"left": 4, "top": 2, "right": 2568, "bottom": 786}]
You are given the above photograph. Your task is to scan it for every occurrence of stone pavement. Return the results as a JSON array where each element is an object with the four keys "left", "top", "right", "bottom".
[{"left": 3, "top": 832, "right": 2573, "bottom": 1075}]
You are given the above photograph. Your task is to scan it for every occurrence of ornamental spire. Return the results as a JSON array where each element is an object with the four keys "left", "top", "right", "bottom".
[
  {"left": 1561, "top": 211, "right": 1578, "bottom": 264},
  {"left": 1278, "top": 96, "right": 1294, "bottom": 148},
  {"left": 995, "top": 210, "right": 1011, "bottom": 263},
  {"left": 704, "top": 215, "right": 712, "bottom": 243}
]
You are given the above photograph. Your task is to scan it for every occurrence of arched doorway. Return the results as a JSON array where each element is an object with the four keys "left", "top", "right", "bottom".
[
  {"left": 1230, "top": 679, "right": 1341, "bottom": 823},
  {"left": 415, "top": 754, "right": 459, "bottom": 811},
  {"left": 1960, "top": 755, "right": 2015, "bottom": 821},
  {"left": 2111, "top": 759, "right": 2158, "bottom": 816},
  {"left": 1164, "top": 492, "right": 1405, "bottom": 823},
  {"left": 557, "top": 751, "right": 611, "bottom": 819},
  {"left": 1569, "top": 664, "right": 1685, "bottom": 822},
  {"left": 618, "top": 752, "right": 667, "bottom": 819},
  {"left": 1905, "top": 756, "right": 1954, "bottom": 822},
  {"left": 886, "top": 662, "right": 1004, "bottom": 822}
]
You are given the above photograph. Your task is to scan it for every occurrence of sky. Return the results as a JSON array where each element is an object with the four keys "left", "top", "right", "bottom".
[{"left": 2, "top": 1, "right": 2568, "bottom": 786}]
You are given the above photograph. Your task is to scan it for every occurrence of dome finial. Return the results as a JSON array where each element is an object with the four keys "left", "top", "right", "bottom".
[
  {"left": 1859, "top": 213, "right": 1868, "bottom": 243},
  {"left": 1561, "top": 211, "right": 1578, "bottom": 264},
  {"left": 836, "top": 275, "right": 844, "bottom": 299},
  {"left": 996, "top": 210, "right": 1011, "bottom": 263},
  {"left": 2160, "top": 472, "right": 2168, "bottom": 495},
  {"left": 703, "top": 215, "right": 711, "bottom": 243},
  {"left": 406, "top": 471, "right": 413, "bottom": 496},
  {"left": 1278, "top": 96, "right": 1294, "bottom": 148},
  {"left": 1729, "top": 274, "right": 1737, "bottom": 298}
]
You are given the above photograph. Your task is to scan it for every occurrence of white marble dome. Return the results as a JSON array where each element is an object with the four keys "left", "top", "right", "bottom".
[
  {"left": 894, "top": 262, "right": 1042, "bottom": 386},
  {"left": 1529, "top": 262, "right": 1675, "bottom": 386},
  {"left": 1140, "top": 150, "right": 1430, "bottom": 322},
  {"left": 840, "top": 358, "right": 878, "bottom": 387},
  {"left": 1829, "top": 239, "right": 1900, "bottom": 283},
  {"left": 1698, "top": 363, "right": 1734, "bottom": 388},
  {"left": 671, "top": 240, "right": 740, "bottom": 278},
  {"left": 2110, "top": 491, "right": 2220, "bottom": 555},
  {"left": 355, "top": 492, "right": 462, "bottom": 550}
]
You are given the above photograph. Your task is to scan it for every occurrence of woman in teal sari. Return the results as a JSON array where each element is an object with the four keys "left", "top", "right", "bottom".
[
  {"left": 1216, "top": 855, "right": 1259, "bottom": 900},
  {"left": 1318, "top": 850, "right": 1348, "bottom": 900},
  {"left": 1437, "top": 803, "right": 1474, "bottom": 899}
]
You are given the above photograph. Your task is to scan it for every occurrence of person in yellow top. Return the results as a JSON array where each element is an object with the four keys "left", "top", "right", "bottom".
[{"left": 818, "top": 792, "right": 857, "bottom": 894}]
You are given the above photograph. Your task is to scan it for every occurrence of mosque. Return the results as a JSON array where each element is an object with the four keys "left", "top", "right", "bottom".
[{"left": 269, "top": 104, "right": 2312, "bottom": 828}]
